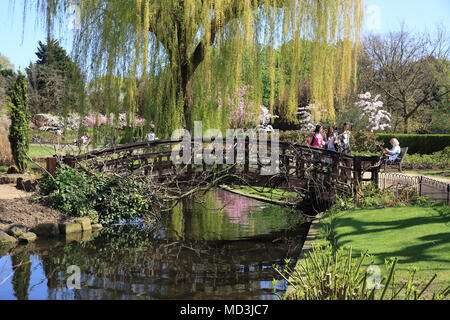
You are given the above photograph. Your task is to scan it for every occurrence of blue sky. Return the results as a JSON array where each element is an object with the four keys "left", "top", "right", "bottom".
[{"left": 0, "top": 0, "right": 449, "bottom": 71}]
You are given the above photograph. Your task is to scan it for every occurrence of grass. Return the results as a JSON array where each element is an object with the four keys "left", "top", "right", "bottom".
[
  {"left": 229, "top": 185, "right": 297, "bottom": 201},
  {"left": 325, "top": 204, "right": 450, "bottom": 295},
  {"left": 28, "top": 145, "right": 56, "bottom": 159}
]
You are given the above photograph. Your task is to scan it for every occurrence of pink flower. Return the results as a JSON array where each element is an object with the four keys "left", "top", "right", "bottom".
[
  {"left": 83, "top": 116, "right": 96, "bottom": 128},
  {"left": 134, "top": 117, "right": 146, "bottom": 126}
]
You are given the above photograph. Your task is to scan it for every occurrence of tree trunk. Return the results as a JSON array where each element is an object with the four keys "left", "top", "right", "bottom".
[
  {"left": 403, "top": 103, "right": 409, "bottom": 133},
  {"left": 180, "top": 63, "right": 194, "bottom": 133},
  {"left": 403, "top": 116, "right": 409, "bottom": 133}
]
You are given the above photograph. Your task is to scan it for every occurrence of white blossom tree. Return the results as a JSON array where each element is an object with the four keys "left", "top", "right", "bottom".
[
  {"left": 257, "top": 105, "right": 278, "bottom": 132},
  {"left": 355, "top": 92, "right": 391, "bottom": 132},
  {"left": 297, "top": 104, "right": 316, "bottom": 133}
]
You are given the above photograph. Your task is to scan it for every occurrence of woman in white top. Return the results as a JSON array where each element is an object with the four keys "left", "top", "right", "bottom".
[
  {"left": 382, "top": 138, "right": 401, "bottom": 163},
  {"left": 326, "top": 127, "right": 337, "bottom": 151},
  {"left": 325, "top": 127, "right": 337, "bottom": 165}
]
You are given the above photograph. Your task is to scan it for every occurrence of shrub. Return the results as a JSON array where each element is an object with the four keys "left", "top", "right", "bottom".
[
  {"left": 403, "top": 146, "right": 450, "bottom": 167},
  {"left": 351, "top": 130, "right": 382, "bottom": 153},
  {"left": 8, "top": 73, "right": 30, "bottom": 172},
  {"left": 279, "top": 130, "right": 306, "bottom": 143},
  {"left": 376, "top": 133, "right": 450, "bottom": 154},
  {"left": 38, "top": 165, "right": 154, "bottom": 224},
  {"left": 39, "top": 166, "right": 97, "bottom": 217},
  {"left": 119, "top": 126, "right": 145, "bottom": 144}
]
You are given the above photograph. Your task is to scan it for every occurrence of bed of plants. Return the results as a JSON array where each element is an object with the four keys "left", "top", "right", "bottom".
[{"left": 38, "top": 166, "right": 159, "bottom": 224}]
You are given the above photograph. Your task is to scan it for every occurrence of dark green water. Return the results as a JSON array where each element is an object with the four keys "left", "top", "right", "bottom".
[{"left": 0, "top": 189, "right": 311, "bottom": 300}]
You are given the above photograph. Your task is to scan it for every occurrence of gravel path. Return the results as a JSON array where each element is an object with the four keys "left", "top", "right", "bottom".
[{"left": 0, "top": 184, "right": 32, "bottom": 200}]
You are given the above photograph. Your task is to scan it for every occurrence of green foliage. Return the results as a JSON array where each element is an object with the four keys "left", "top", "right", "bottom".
[
  {"left": 8, "top": 73, "right": 31, "bottom": 172},
  {"left": 38, "top": 166, "right": 152, "bottom": 224},
  {"left": 376, "top": 133, "right": 450, "bottom": 154},
  {"left": 275, "top": 244, "right": 449, "bottom": 300},
  {"left": 353, "top": 182, "right": 434, "bottom": 209},
  {"left": 0, "top": 54, "right": 16, "bottom": 113},
  {"left": 402, "top": 146, "right": 450, "bottom": 167},
  {"left": 119, "top": 126, "right": 144, "bottom": 144},
  {"left": 39, "top": 165, "right": 96, "bottom": 217},
  {"left": 279, "top": 130, "right": 305, "bottom": 143},
  {"left": 26, "top": 0, "right": 363, "bottom": 134},
  {"left": 351, "top": 130, "right": 382, "bottom": 153}
]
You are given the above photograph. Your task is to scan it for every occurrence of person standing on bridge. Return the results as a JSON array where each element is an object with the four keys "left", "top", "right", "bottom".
[
  {"left": 308, "top": 124, "right": 326, "bottom": 148},
  {"left": 336, "top": 122, "right": 351, "bottom": 155},
  {"left": 336, "top": 122, "right": 352, "bottom": 182},
  {"left": 326, "top": 127, "right": 337, "bottom": 152},
  {"left": 325, "top": 126, "right": 337, "bottom": 165}
]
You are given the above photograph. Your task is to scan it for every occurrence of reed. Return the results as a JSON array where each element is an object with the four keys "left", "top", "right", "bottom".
[{"left": 275, "top": 244, "right": 449, "bottom": 300}]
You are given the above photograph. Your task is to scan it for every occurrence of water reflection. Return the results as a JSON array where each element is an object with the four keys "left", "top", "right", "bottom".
[{"left": 0, "top": 189, "right": 311, "bottom": 300}]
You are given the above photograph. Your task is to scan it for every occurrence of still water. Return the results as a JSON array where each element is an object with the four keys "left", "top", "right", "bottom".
[{"left": 0, "top": 189, "right": 311, "bottom": 300}]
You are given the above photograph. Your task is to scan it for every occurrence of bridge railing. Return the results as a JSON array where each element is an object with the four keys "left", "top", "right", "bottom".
[{"left": 46, "top": 138, "right": 380, "bottom": 192}]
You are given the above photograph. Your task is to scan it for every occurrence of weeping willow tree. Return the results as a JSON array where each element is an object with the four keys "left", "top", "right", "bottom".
[{"left": 24, "top": 0, "right": 363, "bottom": 136}]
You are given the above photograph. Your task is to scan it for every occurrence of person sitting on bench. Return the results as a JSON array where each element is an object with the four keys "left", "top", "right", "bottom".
[{"left": 380, "top": 138, "right": 401, "bottom": 164}]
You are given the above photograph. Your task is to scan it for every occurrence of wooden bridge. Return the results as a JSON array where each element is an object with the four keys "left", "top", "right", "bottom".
[{"left": 46, "top": 137, "right": 381, "bottom": 210}]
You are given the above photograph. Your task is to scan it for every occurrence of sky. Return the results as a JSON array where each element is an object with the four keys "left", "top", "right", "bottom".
[{"left": 0, "top": 0, "right": 449, "bottom": 71}]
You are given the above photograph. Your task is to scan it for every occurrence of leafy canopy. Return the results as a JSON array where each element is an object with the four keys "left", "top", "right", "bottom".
[{"left": 25, "top": 0, "right": 363, "bottom": 135}]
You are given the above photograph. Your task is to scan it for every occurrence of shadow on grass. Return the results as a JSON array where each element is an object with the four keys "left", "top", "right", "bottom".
[{"left": 334, "top": 206, "right": 450, "bottom": 266}]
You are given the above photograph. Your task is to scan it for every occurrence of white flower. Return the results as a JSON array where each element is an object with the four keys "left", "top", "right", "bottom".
[{"left": 355, "top": 92, "right": 391, "bottom": 132}]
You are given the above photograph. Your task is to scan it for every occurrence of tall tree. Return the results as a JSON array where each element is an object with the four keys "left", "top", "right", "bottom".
[
  {"left": 26, "top": 0, "right": 363, "bottom": 136},
  {"left": 8, "top": 73, "right": 31, "bottom": 172},
  {"left": 358, "top": 25, "right": 450, "bottom": 133},
  {"left": 26, "top": 39, "right": 84, "bottom": 115}
]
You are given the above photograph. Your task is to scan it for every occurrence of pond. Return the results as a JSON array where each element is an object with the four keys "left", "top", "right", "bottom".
[{"left": 0, "top": 189, "right": 311, "bottom": 300}]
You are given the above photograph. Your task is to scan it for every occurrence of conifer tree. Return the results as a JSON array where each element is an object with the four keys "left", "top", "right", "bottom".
[{"left": 8, "top": 73, "right": 31, "bottom": 172}]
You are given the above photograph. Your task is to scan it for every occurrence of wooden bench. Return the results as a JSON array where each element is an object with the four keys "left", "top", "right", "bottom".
[{"left": 384, "top": 147, "right": 408, "bottom": 172}]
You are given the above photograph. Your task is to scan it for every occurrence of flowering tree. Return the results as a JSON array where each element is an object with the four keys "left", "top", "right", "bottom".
[
  {"left": 31, "top": 112, "right": 148, "bottom": 131},
  {"left": 257, "top": 105, "right": 278, "bottom": 132},
  {"left": 355, "top": 92, "right": 391, "bottom": 132},
  {"left": 297, "top": 104, "right": 315, "bottom": 133},
  {"left": 220, "top": 86, "right": 256, "bottom": 129}
]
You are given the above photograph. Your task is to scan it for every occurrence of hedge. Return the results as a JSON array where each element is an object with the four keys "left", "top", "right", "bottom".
[{"left": 376, "top": 134, "right": 450, "bottom": 154}]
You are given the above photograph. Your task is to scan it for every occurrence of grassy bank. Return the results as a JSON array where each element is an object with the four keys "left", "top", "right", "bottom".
[
  {"left": 219, "top": 185, "right": 299, "bottom": 207},
  {"left": 319, "top": 204, "right": 450, "bottom": 295}
]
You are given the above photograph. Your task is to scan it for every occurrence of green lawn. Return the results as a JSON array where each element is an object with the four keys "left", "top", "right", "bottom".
[
  {"left": 230, "top": 185, "right": 297, "bottom": 201},
  {"left": 28, "top": 145, "right": 57, "bottom": 159},
  {"left": 329, "top": 205, "right": 450, "bottom": 295}
]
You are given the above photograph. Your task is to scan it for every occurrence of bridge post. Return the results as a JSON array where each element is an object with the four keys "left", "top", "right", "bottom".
[
  {"left": 158, "top": 154, "right": 163, "bottom": 177},
  {"left": 244, "top": 136, "right": 249, "bottom": 173},
  {"left": 187, "top": 142, "right": 193, "bottom": 176},
  {"left": 370, "top": 156, "right": 379, "bottom": 187},
  {"left": 353, "top": 156, "right": 362, "bottom": 193},
  {"left": 281, "top": 145, "right": 289, "bottom": 174},
  {"left": 63, "top": 154, "right": 75, "bottom": 168},
  {"left": 46, "top": 157, "right": 57, "bottom": 177},
  {"left": 298, "top": 152, "right": 305, "bottom": 178}
]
